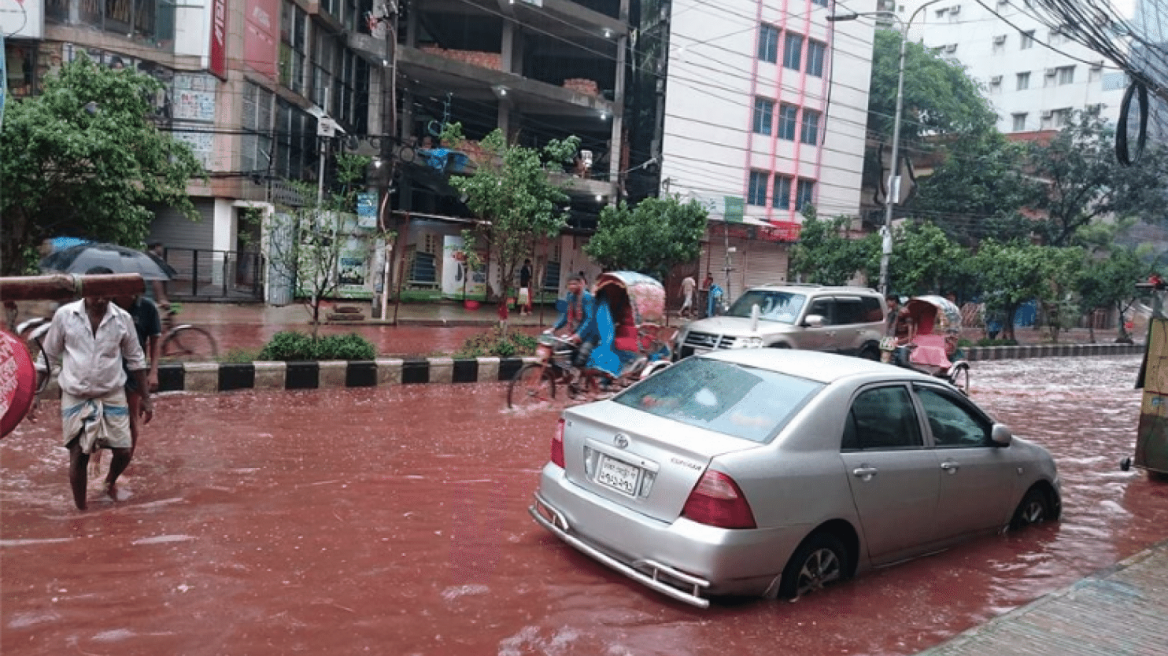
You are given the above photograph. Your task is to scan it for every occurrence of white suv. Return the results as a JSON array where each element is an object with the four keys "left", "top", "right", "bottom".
[{"left": 675, "top": 284, "right": 887, "bottom": 360}]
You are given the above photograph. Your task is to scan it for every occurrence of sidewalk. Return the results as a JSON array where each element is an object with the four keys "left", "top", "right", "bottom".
[{"left": 917, "top": 539, "right": 1168, "bottom": 656}]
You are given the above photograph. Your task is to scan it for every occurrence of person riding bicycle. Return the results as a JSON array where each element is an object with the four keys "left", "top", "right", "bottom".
[{"left": 547, "top": 274, "right": 598, "bottom": 372}]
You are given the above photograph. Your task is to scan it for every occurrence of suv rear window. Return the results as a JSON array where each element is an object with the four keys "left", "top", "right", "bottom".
[
  {"left": 725, "top": 290, "right": 807, "bottom": 324},
  {"left": 614, "top": 358, "right": 824, "bottom": 442}
]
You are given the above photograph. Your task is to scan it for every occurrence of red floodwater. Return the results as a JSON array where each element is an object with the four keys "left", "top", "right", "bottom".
[{"left": 2, "top": 356, "right": 1165, "bottom": 656}]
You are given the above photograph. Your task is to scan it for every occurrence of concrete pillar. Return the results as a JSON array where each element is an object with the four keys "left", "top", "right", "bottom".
[
  {"left": 501, "top": 21, "right": 516, "bottom": 74},
  {"left": 608, "top": 34, "right": 627, "bottom": 188},
  {"left": 406, "top": 0, "right": 419, "bottom": 47}
]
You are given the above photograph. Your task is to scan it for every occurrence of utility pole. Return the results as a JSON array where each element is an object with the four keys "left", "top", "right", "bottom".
[{"left": 375, "top": 1, "right": 398, "bottom": 319}]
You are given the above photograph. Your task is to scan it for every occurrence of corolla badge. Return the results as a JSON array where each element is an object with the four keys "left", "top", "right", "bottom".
[{"left": 613, "top": 433, "right": 630, "bottom": 449}]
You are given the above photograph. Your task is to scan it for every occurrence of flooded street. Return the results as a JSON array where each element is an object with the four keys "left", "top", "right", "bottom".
[{"left": 3, "top": 355, "right": 1166, "bottom": 656}]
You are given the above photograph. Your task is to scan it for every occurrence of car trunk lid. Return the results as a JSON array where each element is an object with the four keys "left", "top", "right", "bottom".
[{"left": 561, "top": 402, "right": 760, "bottom": 523}]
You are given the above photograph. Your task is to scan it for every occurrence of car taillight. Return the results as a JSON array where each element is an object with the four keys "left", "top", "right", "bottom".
[
  {"left": 682, "top": 470, "right": 756, "bottom": 529},
  {"left": 550, "top": 418, "right": 565, "bottom": 468}
]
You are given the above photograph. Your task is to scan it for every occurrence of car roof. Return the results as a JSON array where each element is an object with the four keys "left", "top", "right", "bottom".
[
  {"left": 701, "top": 348, "right": 936, "bottom": 385},
  {"left": 746, "top": 284, "right": 881, "bottom": 296}
]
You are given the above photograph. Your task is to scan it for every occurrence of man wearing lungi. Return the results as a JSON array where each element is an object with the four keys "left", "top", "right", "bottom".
[{"left": 39, "top": 291, "right": 153, "bottom": 510}]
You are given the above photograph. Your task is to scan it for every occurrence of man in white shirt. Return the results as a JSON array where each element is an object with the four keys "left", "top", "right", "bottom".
[
  {"left": 38, "top": 284, "right": 153, "bottom": 510},
  {"left": 679, "top": 275, "right": 697, "bottom": 318}
]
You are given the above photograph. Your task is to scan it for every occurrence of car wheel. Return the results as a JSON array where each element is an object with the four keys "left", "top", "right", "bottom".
[
  {"left": 779, "top": 532, "right": 850, "bottom": 600},
  {"left": 1009, "top": 487, "right": 1052, "bottom": 530}
]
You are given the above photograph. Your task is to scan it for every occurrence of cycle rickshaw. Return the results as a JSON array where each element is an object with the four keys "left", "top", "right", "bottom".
[{"left": 889, "top": 295, "right": 971, "bottom": 394}]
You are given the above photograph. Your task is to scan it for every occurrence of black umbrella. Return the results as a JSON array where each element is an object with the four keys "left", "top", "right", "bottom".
[{"left": 40, "top": 243, "right": 178, "bottom": 281}]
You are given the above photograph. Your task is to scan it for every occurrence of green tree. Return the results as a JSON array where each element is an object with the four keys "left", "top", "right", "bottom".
[
  {"left": 966, "top": 240, "right": 1073, "bottom": 341},
  {"left": 911, "top": 132, "right": 1039, "bottom": 246},
  {"left": 1075, "top": 222, "right": 1160, "bottom": 343},
  {"left": 789, "top": 213, "right": 873, "bottom": 286},
  {"left": 1024, "top": 110, "right": 1168, "bottom": 247},
  {"left": 584, "top": 196, "right": 708, "bottom": 280},
  {"left": 265, "top": 152, "right": 388, "bottom": 335},
  {"left": 867, "top": 29, "right": 998, "bottom": 142},
  {"left": 0, "top": 55, "right": 205, "bottom": 274},
  {"left": 880, "top": 220, "right": 966, "bottom": 296},
  {"left": 448, "top": 126, "right": 579, "bottom": 321}
]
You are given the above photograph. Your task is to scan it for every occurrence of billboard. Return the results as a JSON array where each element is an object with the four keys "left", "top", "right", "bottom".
[
  {"left": 244, "top": 0, "right": 279, "bottom": 80},
  {"left": 1, "top": 0, "right": 44, "bottom": 39},
  {"left": 209, "top": 0, "right": 227, "bottom": 79}
]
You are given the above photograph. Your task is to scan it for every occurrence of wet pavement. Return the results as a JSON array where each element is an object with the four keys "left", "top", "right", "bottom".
[{"left": 3, "top": 355, "right": 1167, "bottom": 655}]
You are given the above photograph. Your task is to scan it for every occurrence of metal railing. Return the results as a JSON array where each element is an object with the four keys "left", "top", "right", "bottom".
[{"left": 163, "top": 248, "right": 265, "bottom": 302}]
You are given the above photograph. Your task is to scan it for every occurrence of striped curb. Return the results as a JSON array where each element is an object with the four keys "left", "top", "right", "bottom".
[
  {"left": 153, "top": 356, "right": 538, "bottom": 393},
  {"left": 963, "top": 342, "right": 1142, "bottom": 362}
]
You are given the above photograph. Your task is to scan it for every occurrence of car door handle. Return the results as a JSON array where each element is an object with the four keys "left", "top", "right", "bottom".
[
  {"left": 940, "top": 461, "right": 960, "bottom": 473},
  {"left": 852, "top": 466, "right": 878, "bottom": 479}
]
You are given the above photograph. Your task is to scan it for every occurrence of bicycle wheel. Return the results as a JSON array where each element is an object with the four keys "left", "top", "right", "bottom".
[
  {"left": 508, "top": 364, "right": 556, "bottom": 409},
  {"left": 26, "top": 338, "right": 50, "bottom": 395},
  {"left": 161, "top": 325, "right": 219, "bottom": 361}
]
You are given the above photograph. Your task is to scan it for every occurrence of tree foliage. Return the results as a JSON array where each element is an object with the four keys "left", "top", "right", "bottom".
[
  {"left": 584, "top": 196, "right": 708, "bottom": 280},
  {"left": 881, "top": 221, "right": 965, "bottom": 296},
  {"left": 965, "top": 240, "right": 1082, "bottom": 341},
  {"left": 1024, "top": 109, "right": 1168, "bottom": 247},
  {"left": 448, "top": 126, "right": 578, "bottom": 317},
  {"left": 0, "top": 55, "right": 205, "bottom": 274},
  {"left": 868, "top": 29, "right": 997, "bottom": 142},
  {"left": 789, "top": 214, "right": 873, "bottom": 286}
]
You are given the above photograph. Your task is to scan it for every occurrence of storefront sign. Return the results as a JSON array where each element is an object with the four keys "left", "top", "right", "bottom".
[
  {"left": 244, "top": 0, "right": 279, "bottom": 80},
  {"left": 209, "top": 0, "right": 228, "bottom": 79}
]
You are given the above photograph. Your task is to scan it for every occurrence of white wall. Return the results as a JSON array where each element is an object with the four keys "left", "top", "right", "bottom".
[
  {"left": 174, "top": 0, "right": 208, "bottom": 61},
  {"left": 660, "top": 0, "right": 875, "bottom": 223},
  {"left": 903, "top": 0, "right": 1127, "bottom": 132}
]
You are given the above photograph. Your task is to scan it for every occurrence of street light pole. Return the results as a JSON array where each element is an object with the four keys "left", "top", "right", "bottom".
[{"left": 828, "top": 0, "right": 945, "bottom": 296}]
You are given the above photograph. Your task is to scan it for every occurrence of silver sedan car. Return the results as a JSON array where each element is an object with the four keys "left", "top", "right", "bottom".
[{"left": 529, "top": 349, "right": 1060, "bottom": 608}]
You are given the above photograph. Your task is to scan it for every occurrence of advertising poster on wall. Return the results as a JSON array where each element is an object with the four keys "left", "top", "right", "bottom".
[
  {"left": 1, "top": 0, "right": 44, "bottom": 39},
  {"left": 336, "top": 214, "right": 373, "bottom": 299},
  {"left": 244, "top": 0, "right": 279, "bottom": 80},
  {"left": 441, "top": 235, "right": 486, "bottom": 300}
]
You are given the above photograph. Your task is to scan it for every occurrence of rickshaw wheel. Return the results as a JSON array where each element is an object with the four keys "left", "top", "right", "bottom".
[
  {"left": 948, "top": 363, "right": 970, "bottom": 395},
  {"left": 508, "top": 364, "right": 556, "bottom": 409}
]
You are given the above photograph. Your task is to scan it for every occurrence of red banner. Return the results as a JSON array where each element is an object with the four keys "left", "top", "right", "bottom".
[
  {"left": 244, "top": 0, "right": 280, "bottom": 80},
  {"left": 209, "top": 0, "right": 228, "bottom": 79}
]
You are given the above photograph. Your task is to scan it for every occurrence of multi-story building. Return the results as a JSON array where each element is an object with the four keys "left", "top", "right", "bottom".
[
  {"left": 658, "top": 0, "right": 874, "bottom": 296},
  {"left": 903, "top": 0, "right": 1128, "bottom": 135},
  {"left": 343, "top": 0, "right": 670, "bottom": 303},
  {"left": 2, "top": 0, "right": 381, "bottom": 302}
]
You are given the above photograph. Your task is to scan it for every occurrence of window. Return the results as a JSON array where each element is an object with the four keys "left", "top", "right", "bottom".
[
  {"left": 753, "top": 97, "right": 775, "bottom": 135},
  {"left": 915, "top": 386, "right": 990, "bottom": 448},
  {"left": 280, "top": 0, "right": 310, "bottom": 96},
  {"left": 1049, "top": 26, "right": 1066, "bottom": 44},
  {"left": 783, "top": 33, "right": 803, "bottom": 70},
  {"left": 242, "top": 82, "right": 275, "bottom": 174},
  {"left": 811, "top": 0, "right": 829, "bottom": 7},
  {"left": 1016, "top": 71, "right": 1030, "bottom": 90},
  {"left": 1088, "top": 64, "right": 1103, "bottom": 82},
  {"left": 1020, "top": 30, "right": 1035, "bottom": 49},
  {"left": 989, "top": 76, "right": 1002, "bottom": 92},
  {"left": 778, "top": 104, "right": 798, "bottom": 140},
  {"left": 800, "top": 109, "right": 821, "bottom": 145},
  {"left": 1053, "top": 107, "right": 1072, "bottom": 127},
  {"left": 748, "top": 170, "right": 768, "bottom": 206},
  {"left": 1011, "top": 112, "right": 1027, "bottom": 131},
  {"left": 992, "top": 34, "right": 1007, "bottom": 53},
  {"left": 758, "top": 24, "right": 780, "bottom": 63},
  {"left": 1057, "top": 65, "right": 1074, "bottom": 85},
  {"left": 312, "top": 31, "right": 339, "bottom": 112},
  {"left": 795, "top": 178, "right": 815, "bottom": 210},
  {"left": 841, "top": 386, "right": 923, "bottom": 451},
  {"left": 773, "top": 176, "right": 791, "bottom": 210},
  {"left": 806, "top": 40, "right": 827, "bottom": 77}
]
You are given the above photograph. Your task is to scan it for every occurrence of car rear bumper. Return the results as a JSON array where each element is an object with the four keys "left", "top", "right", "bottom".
[
  {"left": 530, "top": 494, "right": 714, "bottom": 608},
  {"left": 530, "top": 465, "right": 802, "bottom": 606}
]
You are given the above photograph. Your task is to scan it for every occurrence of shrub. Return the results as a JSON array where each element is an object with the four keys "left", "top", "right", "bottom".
[
  {"left": 257, "top": 331, "right": 377, "bottom": 361},
  {"left": 220, "top": 347, "right": 262, "bottom": 364},
  {"left": 453, "top": 327, "right": 539, "bottom": 359}
]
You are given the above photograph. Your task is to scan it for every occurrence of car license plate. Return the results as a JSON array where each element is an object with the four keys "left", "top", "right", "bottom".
[{"left": 597, "top": 454, "right": 641, "bottom": 496}]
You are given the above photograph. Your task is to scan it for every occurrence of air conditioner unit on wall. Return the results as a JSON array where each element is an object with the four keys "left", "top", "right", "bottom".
[
  {"left": 1045, "top": 68, "right": 1057, "bottom": 76},
  {"left": 991, "top": 75, "right": 1003, "bottom": 84},
  {"left": 944, "top": 44, "right": 957, "bottom": 52},
  {"left": 1041, "top": 110, "right": 1054, "bottom": 119},
  {"left": 950, "top": 4, "right": 961, "bottom": 13},
  {"left": 994, "top": 35, "right": 1007, "bottom": 44}
]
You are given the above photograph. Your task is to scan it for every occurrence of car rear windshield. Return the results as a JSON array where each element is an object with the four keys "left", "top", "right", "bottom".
[
  {"left": 725, "top": 290, "right": 807, "bottom": 324},
  {"left": 614, "top": 358, "right": 824, "bottom": 443}
]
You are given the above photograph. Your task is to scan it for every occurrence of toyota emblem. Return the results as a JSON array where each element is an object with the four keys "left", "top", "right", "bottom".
[{"left": 613, "top": 433, "right": 629, "bottom": 449}]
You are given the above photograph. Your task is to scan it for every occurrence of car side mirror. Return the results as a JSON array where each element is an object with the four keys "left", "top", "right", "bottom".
[
  {"left": 804, "top": 314, "right": 825, "bottom": 327},
  {"left": 991, "top": 423, "right": 1013, "bottom": 446}
]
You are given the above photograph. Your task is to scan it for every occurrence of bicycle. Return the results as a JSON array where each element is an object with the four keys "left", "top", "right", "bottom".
[
  {"left": 507, "top": 334, "right": 580, "bottom": 410},
  {"left": 158, "top": 305, "right": 219, "bottom": 361}
]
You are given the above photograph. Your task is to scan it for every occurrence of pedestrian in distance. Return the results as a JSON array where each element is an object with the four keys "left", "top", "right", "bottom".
[
  {"left": 114, "top": 291, "right": 162, "bottom": 458},
  {"left": 519, "top": 259, "right": 533, "bottom": 316},
  {"left": 145, "top": 241, "right": 171, "bottom": 312},
  {"left": 680, "top": 274, "right": 696, "bottom": 319},
  {"left": 32, "top": 267, "right": 153, "bottom": 510}
]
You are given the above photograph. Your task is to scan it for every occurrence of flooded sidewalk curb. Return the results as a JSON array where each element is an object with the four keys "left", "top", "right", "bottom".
[
  {"left": 152, "top": 356, "right": 539, "bottom": 393},
  {"left": 132, "top": 343, "right": 1143, "bottom": 393}
]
